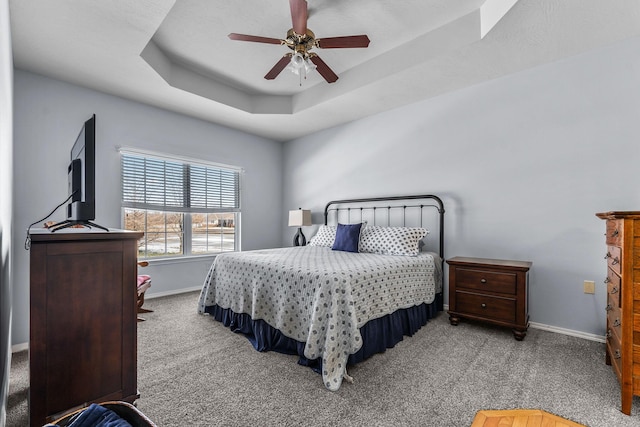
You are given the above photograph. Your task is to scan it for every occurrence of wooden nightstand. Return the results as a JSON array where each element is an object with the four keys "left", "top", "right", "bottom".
[{"left": 447, "top": 256, "right": 532, "bottom": 340}]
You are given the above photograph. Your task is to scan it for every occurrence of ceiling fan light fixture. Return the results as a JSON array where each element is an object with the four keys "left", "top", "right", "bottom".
[
  {"left": 290, "top": 52, "right": 305, "bottom": 70},
  {"left": 287, "top": 52, "right": 316, "bottom": 86},
  {"left": 304, "top": 57, "right": 316, "bottom": 73}
]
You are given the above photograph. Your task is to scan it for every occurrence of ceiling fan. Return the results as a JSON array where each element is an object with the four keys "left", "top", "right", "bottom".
[{"left": 228, "top": 0, "right": 370, "bottom": 84}]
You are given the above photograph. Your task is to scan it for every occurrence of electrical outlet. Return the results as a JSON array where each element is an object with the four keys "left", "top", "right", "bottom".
[{"left": 584, "top": 280, "right": 595, "bottom": 294}]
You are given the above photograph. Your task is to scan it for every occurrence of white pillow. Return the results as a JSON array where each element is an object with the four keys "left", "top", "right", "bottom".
[
  {"left": 359, "top": 226, "right": 428, "bottom": 256},
  {"left": 307, "top": 225, "right": 337, "bottom": 247}
]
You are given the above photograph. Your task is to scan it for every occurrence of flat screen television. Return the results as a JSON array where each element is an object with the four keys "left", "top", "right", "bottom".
[{"left": 49, "top": 114, "right": 108, "bottom": 232}]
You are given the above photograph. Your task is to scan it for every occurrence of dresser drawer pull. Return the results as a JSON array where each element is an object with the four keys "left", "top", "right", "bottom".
[
  {"left": 604, "top": 277, "right": 611, "bottom": 284},
  {"left": 480, "top": 278, "right": 487, "bottom": 284},
  {"left": 613, "top": 319, "right": 621, "bottom": 327},
  {"left": 614, "top": 349, "right": 621, "bottom": 359},
  {"left": 606, "top": 304, "right": 613, "bottom": 312},
  {"left": 611, "top": 229, "right": 619, "bottom": 238},
  {"left": 604, "top": 252, "right": 611, "bottom": 259},
  {"left": 611, "top": 257, "right": 620, "bottom": 265},
  {"left": 481, "top": 303, "right": 487, "bottom": 308},
  {"left": 610, "top": 286, "right": 618, "bottom": 294},
  {"left": 606, "top": 329, "right": 612, "bottom": 338}
]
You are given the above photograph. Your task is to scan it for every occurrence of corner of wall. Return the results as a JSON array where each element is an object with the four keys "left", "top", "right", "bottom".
[{"left": 1, "top": 0, "right": 14, "bottom": 424}]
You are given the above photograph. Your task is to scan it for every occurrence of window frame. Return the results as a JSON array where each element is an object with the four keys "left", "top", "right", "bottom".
[{"left": 119, "top": 147, "right": 242, "bottom": 260}]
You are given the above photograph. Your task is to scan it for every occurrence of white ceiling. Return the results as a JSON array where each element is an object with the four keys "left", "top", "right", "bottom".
[{"left": 9, "top": 0, "right": 640, "bottom": 141}]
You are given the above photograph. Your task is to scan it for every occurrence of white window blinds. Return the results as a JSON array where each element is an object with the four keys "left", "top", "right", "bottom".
[{"left": 121, "top": 151, "right": 241, "bottom": 213}]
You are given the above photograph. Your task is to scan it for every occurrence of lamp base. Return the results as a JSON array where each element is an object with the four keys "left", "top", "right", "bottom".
[{"left": 293, "top": 228, "right": 307, "bottom": 246}]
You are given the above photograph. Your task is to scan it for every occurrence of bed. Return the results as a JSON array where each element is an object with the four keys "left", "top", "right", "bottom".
[{"left": 197, "top": 194, "right": 445, "bottom": 390}]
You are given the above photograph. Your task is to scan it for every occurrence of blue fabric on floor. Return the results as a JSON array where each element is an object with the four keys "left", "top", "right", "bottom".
[
  {"left": 204, "top": 296, "right": 441, "bottom": 372},
  {"left": 66, "top": 404, "right": 132, "bottom": 427}
]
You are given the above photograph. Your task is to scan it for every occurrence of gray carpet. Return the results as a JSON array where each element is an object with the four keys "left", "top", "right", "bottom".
[{"left": 7, "top": 291, "right": 640, "bottom": 426}]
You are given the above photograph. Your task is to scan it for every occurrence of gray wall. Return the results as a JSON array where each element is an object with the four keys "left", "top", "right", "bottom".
[
  {"left": 11, "top": 70, "right": 284, "bottom": 346},
  {"left": 283, "top": 35, "right": 640, "bottom": 337},
  {"left": 0, "top": 0, "right": 12, "bottom": 424}
]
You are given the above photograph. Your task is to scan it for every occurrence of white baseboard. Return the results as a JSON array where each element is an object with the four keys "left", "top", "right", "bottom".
[
  {"left": 11, "top": 342, "right": 28, "bottom": 353},
  {"left": 144, "top": 286, "right": 202, "bottom": 300},
  {"left": 529, "top": 321, "right": 605, "bottom": 343},
  {"left": 442, "top": 304, "right": 605, "bottom": 343}
]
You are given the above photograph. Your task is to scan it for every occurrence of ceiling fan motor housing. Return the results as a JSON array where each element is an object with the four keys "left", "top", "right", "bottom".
[{"left": 285, "top": 28, "right": 316, "bottom": 57}]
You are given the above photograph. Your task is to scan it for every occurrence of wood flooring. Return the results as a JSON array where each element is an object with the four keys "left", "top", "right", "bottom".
[{"left": 471, "top": 409, "right": 586, "bottom": 427}]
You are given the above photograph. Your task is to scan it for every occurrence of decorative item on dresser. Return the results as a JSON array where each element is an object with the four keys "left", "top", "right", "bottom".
[
  {"left": 28, "top": 229, "right": 143, "bottom": 426},
  {"left": 447, "top": 256, "right": 532, "bottom": 341},
  {"left": 595, "top": 211, "right": 640, "bottom": 416}
]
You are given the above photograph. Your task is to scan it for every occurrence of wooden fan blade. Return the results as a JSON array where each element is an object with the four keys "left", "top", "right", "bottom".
[
  {"left": 309, "top": 55, "right": 338, "bottom": 83},
  {"left": 289, "top": 0, "right": 308, "bottom": 35},
  {"left": 228, "top": 33, "right": 283, "bottom": 45},
  {"left": 316, "top": 35, "right": 370, "bottom": 49},
  {"left": 265, "top": 55, "right": 292, "bottom": 80}
]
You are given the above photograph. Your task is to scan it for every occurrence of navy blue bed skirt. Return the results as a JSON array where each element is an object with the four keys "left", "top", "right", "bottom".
[{"left": 203, "top": 293, "right": 442, "bottom": 371}]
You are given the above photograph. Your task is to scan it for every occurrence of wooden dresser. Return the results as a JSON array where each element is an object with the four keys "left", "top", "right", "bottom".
[
  {"left": 447, "top": 256, "right": 532, "bottom": 340},
  {"left": 29, "top": 229, "right": 143, "bottom": 426},
  {"left": 596, "top": 211, "right": 640, "bottom": 415}
]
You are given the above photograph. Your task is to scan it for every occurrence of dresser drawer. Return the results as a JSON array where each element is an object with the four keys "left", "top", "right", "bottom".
[
  {"left": 607, "top": 291, "right": 621, "bottom": 323},
  {"left": 455, "top": 291, "right": 516, "bottom": 323},
  {"left": 607, "top": 307, "right": 622, "bottom": 339},
  {"left": 607, "top": 330, "right": 623, "bottom": 382},
  {"left": 454, "top": 267, "right": 517, "bottom": 295},
  {"left": 607, "top": 270, "right": 622, "bottom": 308},
  {"left": 606, "top": 245, "right": 622, "bottom": 275},
  {"left": 606, "top": 219, "right": 623, "bottom": 246}
]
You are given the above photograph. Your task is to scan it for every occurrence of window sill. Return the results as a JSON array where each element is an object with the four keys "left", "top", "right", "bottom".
[{"left": 140, "top": 254, "right": 218, "bottom": 266}]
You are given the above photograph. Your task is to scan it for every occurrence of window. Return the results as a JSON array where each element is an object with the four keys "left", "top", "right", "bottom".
[{"left": 120, "top": 149, "right": 241, "bottom": 259}]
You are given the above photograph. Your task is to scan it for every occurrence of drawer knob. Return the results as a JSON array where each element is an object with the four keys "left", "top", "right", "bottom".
[
  {"left": 605, "top": 252, "right": 611, "bottom": 259},
  {"left": 611, "top": 229, "right": 619, "bottom": 237},
  {"left": 610, "top": 286, "right": 618, "bottom": 294},
  {"left": 613, "top": 319, "right": 621, "bottom": 327},
  {"left": 481, "top": 303, "right": 487, "bottom": 308},
  {"left": 604, "top": 277, "right": 611, "bottom": 284},
  {"left": 606, "top": 304, "right": 613, "bottom": 312},
  {"left": 480, "top": 278, "right": 487, "bottom": 284},
  {"left": 606, "top": 329, "right": 612, "bottom": 338},
  {"left": 611, "top": 257, "right": 620, "bottom": 265},
  {"left": 615, "top": 349, "right": 621, "bottom": 359}
]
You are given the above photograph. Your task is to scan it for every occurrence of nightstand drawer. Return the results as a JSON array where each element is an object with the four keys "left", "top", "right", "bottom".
[
  {"left": 455, "top": 291, "right": 516, "bottom": 323},
  {"left": 454, "top": 267, "right": 517, "bottom": 295}
]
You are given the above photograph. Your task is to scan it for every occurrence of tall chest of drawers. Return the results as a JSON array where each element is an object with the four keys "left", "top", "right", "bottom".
[{"left": 596, "top": 211, "right": 640, "bottom": 415}]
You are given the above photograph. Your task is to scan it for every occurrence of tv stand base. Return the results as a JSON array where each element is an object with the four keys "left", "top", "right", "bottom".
[{"left": 49, "top": 220, "right": 109, "bottom": 232}]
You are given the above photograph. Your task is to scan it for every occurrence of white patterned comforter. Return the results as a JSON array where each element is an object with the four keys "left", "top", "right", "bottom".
[{"left": 197, "top": 246, "right": 441, "bottom": 391}]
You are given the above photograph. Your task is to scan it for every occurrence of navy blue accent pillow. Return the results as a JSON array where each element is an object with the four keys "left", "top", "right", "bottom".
[{"left": 332, "top": 223, "right": 363, "bottom": 253}]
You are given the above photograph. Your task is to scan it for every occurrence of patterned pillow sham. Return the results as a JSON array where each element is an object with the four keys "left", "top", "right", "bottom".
[
  {"left": 359, "top": 226, "right": 428, "bottom": 256},
  {"left": 307, "top": 225, "right": 337, "bottom": 247}
]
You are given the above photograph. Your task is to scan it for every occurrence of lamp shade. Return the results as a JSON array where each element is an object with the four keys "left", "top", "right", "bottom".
[{"left": 288, "top": 209, "right": 312, "bottom": 227}]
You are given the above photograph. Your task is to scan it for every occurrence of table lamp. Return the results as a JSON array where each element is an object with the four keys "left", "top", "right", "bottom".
[{"left": 288, "top": 208, "right": 312, "bottom": 246}]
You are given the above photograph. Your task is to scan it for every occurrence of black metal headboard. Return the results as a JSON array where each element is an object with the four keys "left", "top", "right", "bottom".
[{"left": 323, "top": 194, "right": 445, "bottom": 261}]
